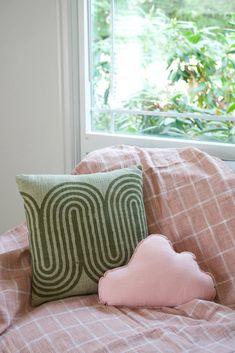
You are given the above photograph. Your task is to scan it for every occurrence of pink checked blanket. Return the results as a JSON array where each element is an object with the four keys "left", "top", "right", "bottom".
[{"left": 1, "top": 146, "right": 235, "bottom": 352}]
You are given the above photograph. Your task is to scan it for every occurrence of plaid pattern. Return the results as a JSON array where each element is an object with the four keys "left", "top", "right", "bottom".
[
  {"left": 1, "top": 146, "right": 235, "bottom": 352},
  {"left": 1, "top": 225, "right": 235, "bottom": 352},
  {"left": 74, "top": 146, "right": 235, "bottom": 308}
]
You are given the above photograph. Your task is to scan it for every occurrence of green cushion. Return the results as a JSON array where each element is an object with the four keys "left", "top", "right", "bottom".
[{"left": 16, "top": 166, "right": 148, "bottom": 306}]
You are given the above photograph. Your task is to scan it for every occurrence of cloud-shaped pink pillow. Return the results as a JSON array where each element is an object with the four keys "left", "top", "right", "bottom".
[{"left": 98, "top": 235, "right": 216, "bottom": 307}]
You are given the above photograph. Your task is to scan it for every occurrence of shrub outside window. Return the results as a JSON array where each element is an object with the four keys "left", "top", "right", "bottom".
[{"left": 89, "top": 0, "right": 235, "bottom": 145}]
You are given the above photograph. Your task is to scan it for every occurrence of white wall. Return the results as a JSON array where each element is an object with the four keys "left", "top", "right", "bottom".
[{"left": 0, "top": 0, "right": 65, "bottom": 233}]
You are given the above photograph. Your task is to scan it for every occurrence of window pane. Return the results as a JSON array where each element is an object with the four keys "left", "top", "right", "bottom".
[
  {"left": 93, "top": 112, "right": 235, "bottom": 143},
  {"left": 90, "top": 0, "right": 235, "bottom": 142},
  {"left": 90, "top": 0, "right": 111, "bottom": 109}
]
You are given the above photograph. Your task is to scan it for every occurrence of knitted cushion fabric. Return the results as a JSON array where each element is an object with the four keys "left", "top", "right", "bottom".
[{"left": 16, "top": 166, "right": 148, "bottom": 306}]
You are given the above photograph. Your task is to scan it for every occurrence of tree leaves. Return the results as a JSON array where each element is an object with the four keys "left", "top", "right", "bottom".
[
  {"left": 227, "top": 103, "right": 235, "bottom": 113},
  {"left": 92, "top": 1, "right": 235, "bottom": 143}
]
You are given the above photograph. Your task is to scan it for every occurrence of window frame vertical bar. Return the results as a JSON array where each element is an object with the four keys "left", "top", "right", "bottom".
[{"left": 77, "top": 0, "right": 91, "bottom": 158}]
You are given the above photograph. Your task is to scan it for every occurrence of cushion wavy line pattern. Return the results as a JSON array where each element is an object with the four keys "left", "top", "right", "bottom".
[
  {"left": 73, "top": 145, "right": 235, "bottom": 308},
  {"left": 16, "top": 166, "right": 148, "bottom": 306},
  {"left": 99, "top": 234, "right": 216, "bottom": 307}
]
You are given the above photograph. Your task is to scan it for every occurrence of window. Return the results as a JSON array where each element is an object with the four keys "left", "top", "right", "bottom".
[{"left": 77, "top": 0, "right": 235, "bottom": 159}]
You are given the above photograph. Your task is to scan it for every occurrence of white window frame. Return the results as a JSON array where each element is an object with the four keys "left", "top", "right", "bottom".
[{"left": 63, "top": 0, "right": 235, "bottom": 166}]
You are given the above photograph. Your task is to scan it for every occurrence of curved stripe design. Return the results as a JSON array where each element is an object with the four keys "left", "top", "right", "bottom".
[{"left": 18, "top": 168, "right": 147, "bottom": 305}]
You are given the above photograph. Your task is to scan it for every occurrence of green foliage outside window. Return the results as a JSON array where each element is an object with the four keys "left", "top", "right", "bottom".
[{"left": 91, "top": 0, "right": 235, "bottom": 143}]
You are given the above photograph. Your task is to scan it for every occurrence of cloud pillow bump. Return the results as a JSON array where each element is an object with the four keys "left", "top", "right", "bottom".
[{"left": 98, "top": 235, "right": 216, "bottom": 307}]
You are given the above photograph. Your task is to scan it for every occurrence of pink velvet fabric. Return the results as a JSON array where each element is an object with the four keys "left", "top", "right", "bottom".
[
  {"left": 74, "top": 145, "right": 235, "bottom": 308},
  {"left": 99, "top": 234, "right": 216, "bottom": 307}
]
